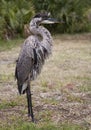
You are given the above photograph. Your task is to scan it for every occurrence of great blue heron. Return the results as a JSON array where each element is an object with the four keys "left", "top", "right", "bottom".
[{"left": 15, "top": 12, "right": 59, "bottom": 122}]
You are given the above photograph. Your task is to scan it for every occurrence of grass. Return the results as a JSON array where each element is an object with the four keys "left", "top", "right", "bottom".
[
  {"left": 0, "top": 100, "right": 17, "bottom": 110},
  {"left": 0, "top": 34, "right": 91, "bottom": 130},
  {"left": 0, "top": 73, "right": 14, "bottom": 82},
  {"left": 0, "top": 38, "right": 23, "bottom": 51},
  {"left": 0, "top": 122, "right": 87, "bottom": 130}
]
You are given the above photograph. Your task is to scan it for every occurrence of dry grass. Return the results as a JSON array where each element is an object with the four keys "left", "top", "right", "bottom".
[{"left": 0, "top": 34, "right": 91, "bottom": 129}]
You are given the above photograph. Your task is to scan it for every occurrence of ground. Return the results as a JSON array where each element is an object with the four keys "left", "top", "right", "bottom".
[{"left": 0, "top": 34, "right": 91, "bottom": 130}]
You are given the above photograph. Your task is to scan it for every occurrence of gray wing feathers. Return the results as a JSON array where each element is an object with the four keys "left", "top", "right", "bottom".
[
  {"left": 15, "top": 35, "right": 52, "bottom": 94},
  {"left": 15, "top": 36, "right": 35, "bottom": 94}
]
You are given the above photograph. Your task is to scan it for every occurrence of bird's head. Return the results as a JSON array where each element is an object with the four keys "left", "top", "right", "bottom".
[{"left": 32, "top": 12, "right": 60, "bottom": 25}]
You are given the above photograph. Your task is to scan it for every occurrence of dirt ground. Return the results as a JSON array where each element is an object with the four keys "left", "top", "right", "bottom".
[{"left": 0, "top": 34, "right": 91, "bottom": 129}]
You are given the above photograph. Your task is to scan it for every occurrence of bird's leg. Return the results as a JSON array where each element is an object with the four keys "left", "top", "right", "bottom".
[{"left": 26, "top": 83, "right": 34, "bottom": 122}]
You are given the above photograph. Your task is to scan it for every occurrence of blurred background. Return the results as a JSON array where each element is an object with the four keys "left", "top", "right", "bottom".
[{"left": 0, "top": 0, "right": 91, "bottom": 40}]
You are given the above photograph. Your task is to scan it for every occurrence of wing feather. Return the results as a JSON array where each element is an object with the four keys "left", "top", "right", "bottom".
[{"left": 15, "top": 34, "right": 52, "bottom": 94}]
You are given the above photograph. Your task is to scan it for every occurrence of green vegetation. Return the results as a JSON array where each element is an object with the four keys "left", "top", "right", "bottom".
[
  {"left": 0, "top": 0, "right": 91, "bottom": 40},
  {"left": 0, "top": 38, "right": 23, "bottom": 51},
  {"left": 33, "top": 0, "right": 91, "bottom": 33},
  {"left": 0, "top": 0, "right": 34, "bottom": 39},
  {"left": 0, "top": 100, "right": 17, "bottom": 110},
  {"left": 0, "top": 122, "right": 86, "bottom": 130}
]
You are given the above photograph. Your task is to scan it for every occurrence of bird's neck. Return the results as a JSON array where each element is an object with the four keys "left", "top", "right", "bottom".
[
  {"left": 38, "top": 26, "right": 53, "bottom": 44},
  {"left": 30, "top": 22, "right": 53, "bottom": 46}
]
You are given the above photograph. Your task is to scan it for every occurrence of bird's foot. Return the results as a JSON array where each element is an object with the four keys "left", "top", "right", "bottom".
[{"left": 28, "top": 114, "right": 35, "bottom": 123}]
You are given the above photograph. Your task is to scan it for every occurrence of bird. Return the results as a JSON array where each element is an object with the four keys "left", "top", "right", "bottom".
[{"left": 15, "top": 12, "right": 59, "bottom": 122}]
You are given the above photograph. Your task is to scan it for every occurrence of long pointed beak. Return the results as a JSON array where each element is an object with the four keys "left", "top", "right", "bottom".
[{"left": 41, "top": 18, "right": 60, "bottom": 24}]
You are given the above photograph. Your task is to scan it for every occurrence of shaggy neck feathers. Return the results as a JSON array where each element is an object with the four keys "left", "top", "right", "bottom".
[{"left": 29, "top": 18, "right": 53, "bottom": 51}]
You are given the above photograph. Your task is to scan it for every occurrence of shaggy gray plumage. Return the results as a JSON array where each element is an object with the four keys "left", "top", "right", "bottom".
[{"left": 15, "top": 16, "right": 53, "bottom": 94}]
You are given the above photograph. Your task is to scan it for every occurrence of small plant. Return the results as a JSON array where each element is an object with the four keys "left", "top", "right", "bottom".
[{"left": 0, "top": 100, "right": 17, "bottom": 110}]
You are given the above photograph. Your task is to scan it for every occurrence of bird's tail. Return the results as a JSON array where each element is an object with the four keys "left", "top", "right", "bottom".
[
  {"left": 17, "top": 82, "right": 27, "bottom": 94},
  {"left": 15, "top": 63, "right": 28, "bottom": 94}
]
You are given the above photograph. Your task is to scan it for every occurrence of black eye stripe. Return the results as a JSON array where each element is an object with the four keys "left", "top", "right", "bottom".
[{"left": 34, "top": 13, "right": 48, "bottom": 19}]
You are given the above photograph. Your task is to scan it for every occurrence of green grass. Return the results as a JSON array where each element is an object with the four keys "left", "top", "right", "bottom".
[
  {"left": 0, "top": 38, "right": 23, "bottom": 51},
  {"left": 0, "top": 100, "right": 17, "bottom": 110},
  {"left": 0, "top": 122, "right": 87, "bottom": 130}
]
